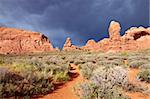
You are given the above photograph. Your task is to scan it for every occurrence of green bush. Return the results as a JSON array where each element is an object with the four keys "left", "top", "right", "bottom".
[
  {"left": 120, "top": 52, "right": 129, "bottom": 57},
  {"left": 0, "top": 58, "right": 4, "bottom": 65},
  {"left": 53, "top": 71, "right": 70, "bottom": 82},
  {"left": 0, "top": 67, "right": 54, "bottom": 97},
  {"left": 137, "top": 69, "right": 150, "bottom": 83}
]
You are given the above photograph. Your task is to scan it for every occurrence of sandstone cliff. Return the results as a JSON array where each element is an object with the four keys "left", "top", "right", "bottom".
[{"left": 0, "top": 27, "right": 54, "bottom": 54}]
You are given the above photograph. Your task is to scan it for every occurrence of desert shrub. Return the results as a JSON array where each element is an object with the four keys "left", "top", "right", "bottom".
[
  {"left": 81, "top": 54, "right": 98, "bottom": 63},
  {"left": 137, "top": 69, "right": 150, "bottom": 83},
  {"left": 76, "top": 82, "right": 129, "bottom": 99},
  {"left": 0, "top": 84, "right": 3, "bottom": 96},
  {"left": 107, "top": 55, "right": 124, "bottom": 60},
  {"left": 10, "top": 63, "right": 36, "bottom": 73},
  {"left": 28, "top": 58, "right": 43, "bottom": 67},
  {"left": 53, "top": 71, "right": 70, "bottom": 82},
  {"left": 73, "top": 57, "right": 86, "bottom": 65},
  {"left": 80, "top": 62, "right": 98, "bottom": 79},
  {"left": 0, "top": 67, "right": 54, "bottom": 97},
  {"left": 48, "top": 56, "right": 67, "bottom": 65},
  {"left": 75, "top": 66, "right": 129, "bottom": 99},
  {"left": 140, "top": 63, "right": 150, "bottom": 69},
  {"left": 127, "top": 56, "right": 149, "bottom": 63},
  {"left": 22, "top": 71, "right": 53, "bottom": 95},
  {"left": 128, "top": 60, "right": 147, "bottom": 69},
  {"left": 98, "top": 59, "right": 124, "bottom": 67},
  {"left": 91, "top": 66, "right": 128, "bottom": 88},
  {"left": 124, "top": 83, "right": 147, "bottom": 92},
  {"left": 0, "top": 57, "right": 70, "bottom": 97},
  {"left": 74, "top": 61, "right": 85, "bottom": 65},
  {"left": 0, "top": 58, "right": 4, "bottom": 65},
  {"left": 120, "top": 52, "right": 129, "bottom": 57}
]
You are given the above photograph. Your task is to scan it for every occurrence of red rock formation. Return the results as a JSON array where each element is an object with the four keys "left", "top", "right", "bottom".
[
  {"left": 82, "top": 21, "right": 150, "bottom": 52},
  {"left": 63, "top": 37, "right": 80, "bottom": 51},
  {"left": 0, "top": 27, "right": 54, "bottom": 54},
  {"left": 1, "top": 21, "right": 150, "bottom": 54}
]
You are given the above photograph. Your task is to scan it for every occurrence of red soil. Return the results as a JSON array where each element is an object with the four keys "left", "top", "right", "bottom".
[
  {"left": 126, "top": 68, "right": 150, "bottom": 99},
  {"left": 39, "top": 64, "right": 82, "bottom": 99}
]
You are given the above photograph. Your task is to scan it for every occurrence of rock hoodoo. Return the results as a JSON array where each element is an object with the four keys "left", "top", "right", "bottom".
[
  {"left": 0, "top": 27, "right": 54, "bottom": 54},
  {"left": 63, "top": 37, "right": 80, "bottom": 51},
  {"left": 109, "top": 21, "right": 121, "bottom": 40},
  {"left": 63, "top": 37, "right": 72, "bottom": 48}
]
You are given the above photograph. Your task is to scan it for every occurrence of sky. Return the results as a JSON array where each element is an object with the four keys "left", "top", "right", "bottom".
[{"left": 0, "top": 0, "right": 149, "bottom": 48}]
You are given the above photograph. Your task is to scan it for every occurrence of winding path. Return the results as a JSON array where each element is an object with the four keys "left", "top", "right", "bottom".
[{"left": 39, "top": 64, "right": 82, "bottom": 99}]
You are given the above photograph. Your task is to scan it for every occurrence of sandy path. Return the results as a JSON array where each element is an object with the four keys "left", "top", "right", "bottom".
[
  {"left": 126, "top": 68, "right": 150, "bottom": 99},
  {"left": 39, "top": 64, "right": 82, "bottom": 99}
]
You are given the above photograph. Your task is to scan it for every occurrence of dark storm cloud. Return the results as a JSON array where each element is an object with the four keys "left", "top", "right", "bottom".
[{"left": 0, "top": 0, "right": 149, "bottom": 47}]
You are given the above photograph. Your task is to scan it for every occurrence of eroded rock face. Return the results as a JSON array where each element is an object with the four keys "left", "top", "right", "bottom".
[
  {"left": 0, "top": 27, "right": 54, "bottom": 54},
  {"left": 82, "top": 21, "right": 150, "bottom": 52},
  {"left": 63, "top": 37, "right": 80, "bottom": 51}
]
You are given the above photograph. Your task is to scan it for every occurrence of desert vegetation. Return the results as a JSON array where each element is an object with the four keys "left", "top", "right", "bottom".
[{"left": 0, "top": 49, "right": 150, "bottom": 98}]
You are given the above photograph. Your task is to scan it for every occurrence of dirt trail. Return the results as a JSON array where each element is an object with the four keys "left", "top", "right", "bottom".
[
  {"left": 126, "top": 68, "right": 150, "bottom": 99},
  {"left": 39, "top": 64, "right": 82, "bottom": 99},
  {"left": 39, "top": 64, "right": 150, "bottom": 99}
]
